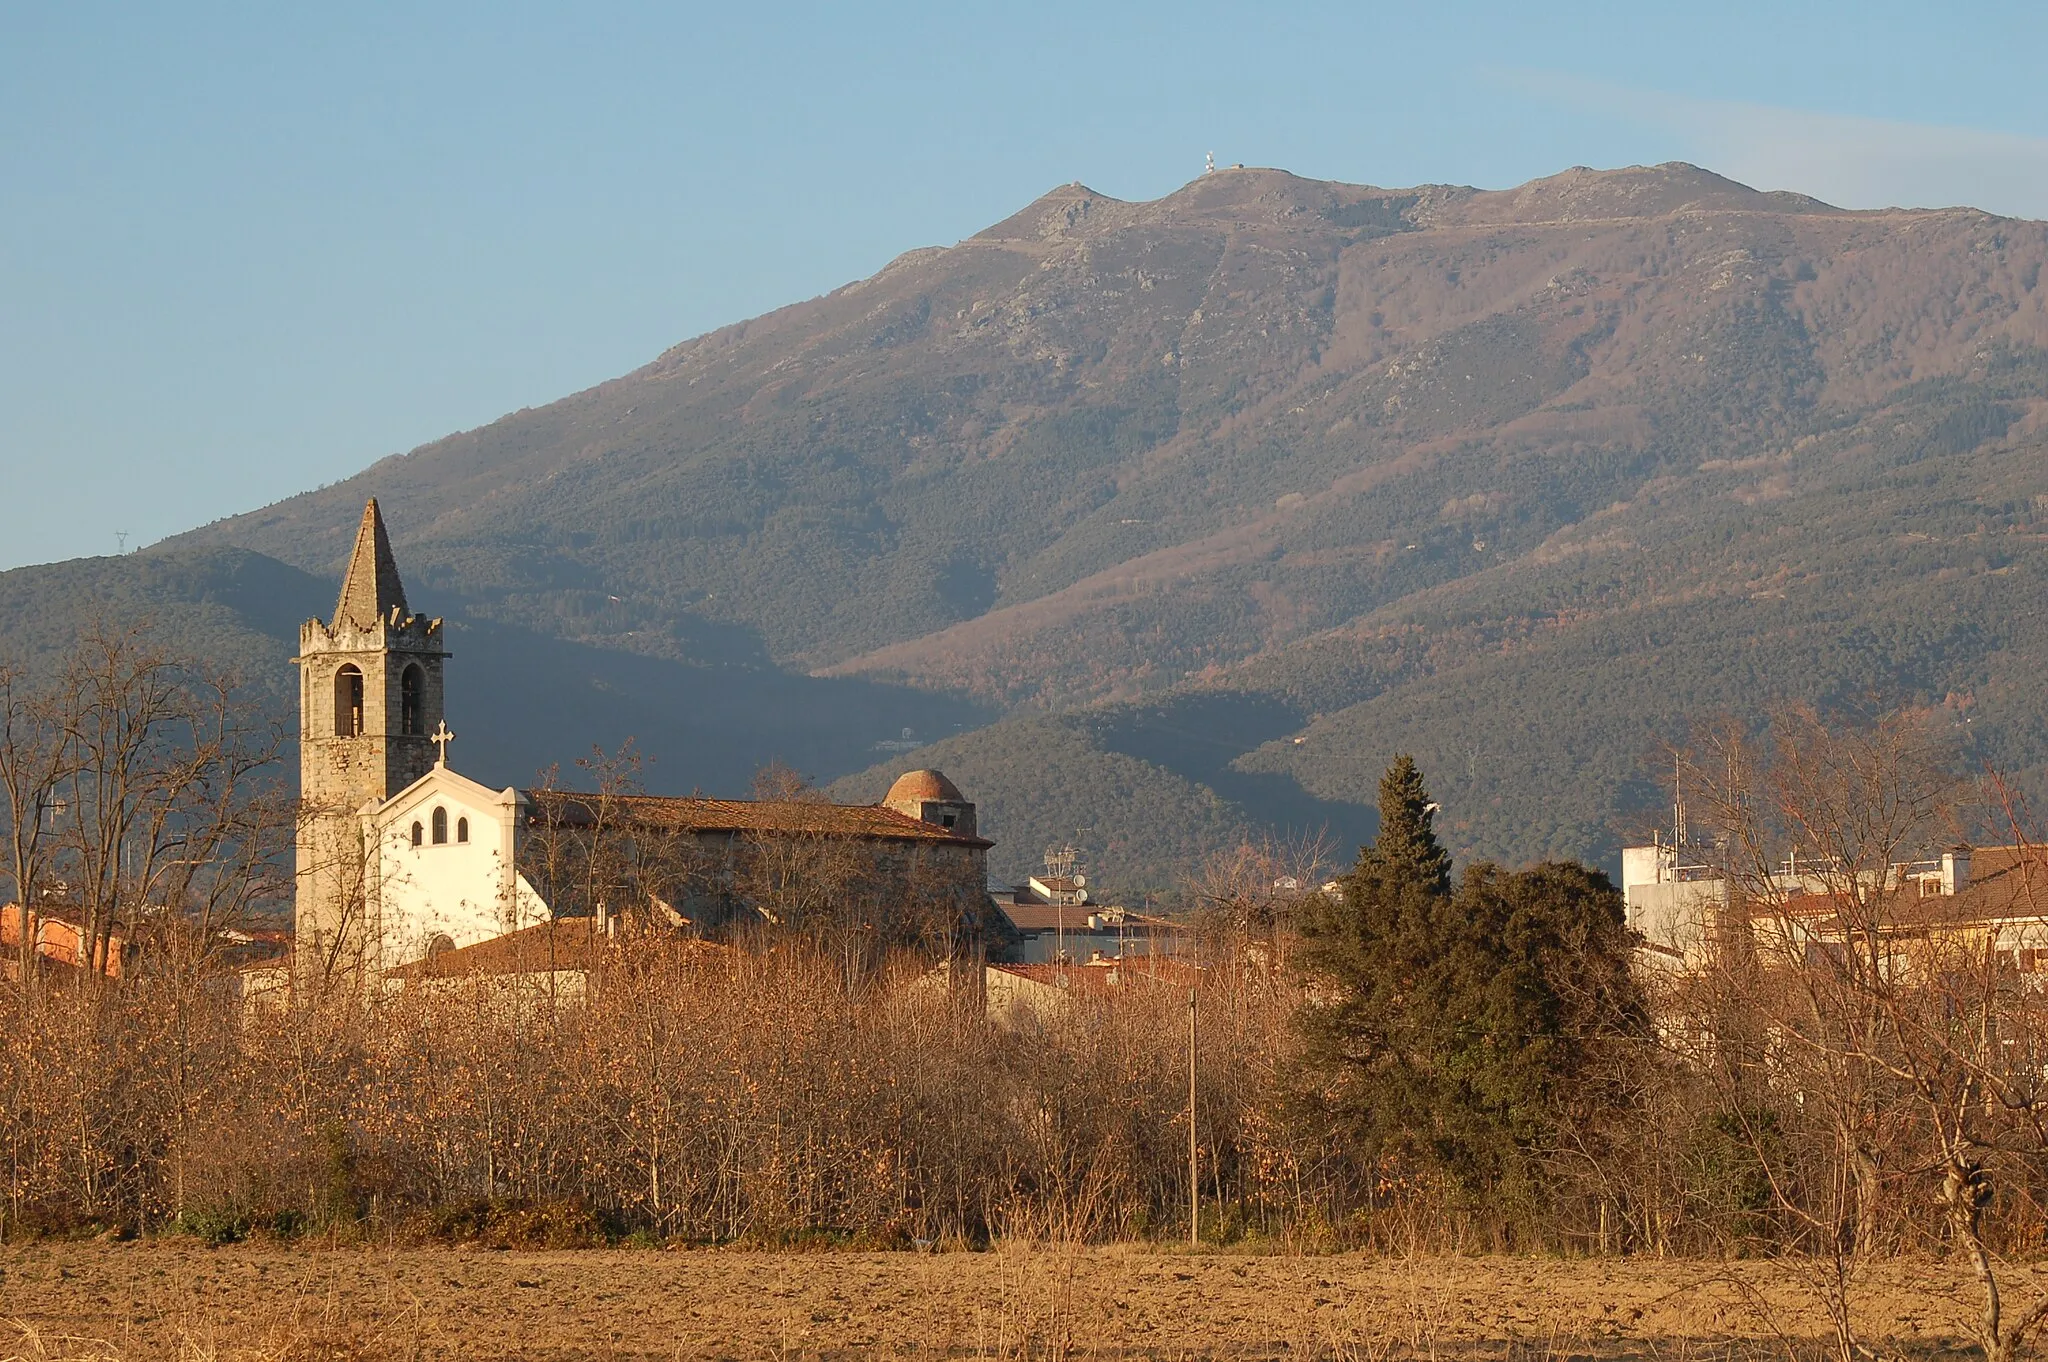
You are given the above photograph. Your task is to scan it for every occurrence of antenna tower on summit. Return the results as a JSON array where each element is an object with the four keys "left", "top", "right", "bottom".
[{"left": 1205, "top": 151, "right": 1215, "bottom": 175}]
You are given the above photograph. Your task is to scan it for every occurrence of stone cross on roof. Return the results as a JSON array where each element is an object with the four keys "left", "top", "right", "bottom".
[
  {"left": 431, "top": 720, "right": 455, "bottom": 765},
  {"left": 332, "top": 498, "right": 410, "bottom": 631}
]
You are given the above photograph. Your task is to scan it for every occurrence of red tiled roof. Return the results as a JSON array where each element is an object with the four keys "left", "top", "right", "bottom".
[
  {"left": 1000, "top": 903, "right": 1087, "bottom": 932},
  {"left": 387, "top": 918, "right": 612, "bottom": 980},
  {"left": 991, "top": 963, "right": 1118, "bottom": 994},
  {"left": 527, "top": 791, "right": 990, "bottom": 848},
  {"left": 1953, "top": 846, "right": 2048, "bottom": 919},
  {"left": 1744, "top": 847, "right": 2048, "bottom": 932},
  {"left": 387, "top": 919, "right": 732, "bottom": 980},
  {"left": 886, "top": 769, "right": 965, "bottom": 804}
]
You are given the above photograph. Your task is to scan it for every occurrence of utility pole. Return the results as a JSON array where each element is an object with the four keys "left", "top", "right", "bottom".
[{"left": 1188, "top": 989, "right": 1199, "bottom": 1247}]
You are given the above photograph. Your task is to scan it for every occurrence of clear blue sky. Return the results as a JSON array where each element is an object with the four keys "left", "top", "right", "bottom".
[{"left": 6, "top": 1, "right": 2047, "bottom": 570}]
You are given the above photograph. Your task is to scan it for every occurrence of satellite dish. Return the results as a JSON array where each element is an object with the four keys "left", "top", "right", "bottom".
[{"left": 1073, "top": 874, "right": 1087, "bottom": 888}]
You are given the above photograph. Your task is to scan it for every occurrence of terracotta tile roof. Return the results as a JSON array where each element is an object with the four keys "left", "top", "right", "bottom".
[
  {"left": 386, "top": 918, "right": 614, "bottom": 980},
  {"left": 886, "top": 769, "right": 964, "bottom": 804},
  {"left": 527, "top": 791, "right": 991, "bottom": 848},
  {"left": 1749, "top": 848, "right": 2048, "bottom": 931},
  {"left": 386, "top": 919, "right": 734, "bottom": 980},
  {"left": 992, "top": 963, "right": 1118, "bottom": 994},
  {"left": 1953, "top": 846, "right": 2048, "bottom": 919},
  {"left": 999, "top": 903, "right": 1088, "bottom": 933}
]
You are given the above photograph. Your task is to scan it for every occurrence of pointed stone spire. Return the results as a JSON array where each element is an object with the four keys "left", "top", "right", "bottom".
[{"left": 332, "top": 498, "right": 409, "bottom": 631}]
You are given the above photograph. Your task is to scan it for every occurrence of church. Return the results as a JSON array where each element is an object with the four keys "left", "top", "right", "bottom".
[{"left": 294, "top": 500, "right": 996, "bottom": 987}]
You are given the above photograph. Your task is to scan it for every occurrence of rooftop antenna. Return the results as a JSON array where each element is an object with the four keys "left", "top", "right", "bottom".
[
  {"left": 1205, "top": 151, "right": 1215, "bottom": 175},
  {"left": 1044, "top": 844, "right": 1081, "bottom": 895},
  {"left": 1673, "top": 752, "right": 1688, "bottom": 848}
]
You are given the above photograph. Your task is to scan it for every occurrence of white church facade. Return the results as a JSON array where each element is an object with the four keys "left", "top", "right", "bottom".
[{"left": 362, "top": 758, "right": 550, "bottom": 969}]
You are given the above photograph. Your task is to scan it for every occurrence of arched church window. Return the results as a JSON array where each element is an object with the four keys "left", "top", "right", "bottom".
[
  {"left": 456, "top": 817, "right": 469, "bottom": 844},
  {"left": 410, "top": 821, "right": 423, "bottom": 847},
  {"left": 334, "top": 665, "right": 365, "bottom": 738},
  {"left": 400, "top": 664, "right": 424, "bottom": 736},
  {"left": 432, "top": 807, "right": 448, "bottom": 844}
]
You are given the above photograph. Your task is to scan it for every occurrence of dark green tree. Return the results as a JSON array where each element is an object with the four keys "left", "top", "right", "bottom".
[
  {"left": 1372, "top": 753, "right": 1451, "bottom": 894},
  {"left": 1296, "top": 758, "right": 1648, "bottom": 1227}
]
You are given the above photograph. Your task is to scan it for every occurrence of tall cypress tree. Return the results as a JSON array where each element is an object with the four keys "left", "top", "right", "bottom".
[
  {"left": 1372, "top": 753, "right": 1451, "bottom": 895},
  {"left": 1294, "top": 757, "right": 1455, "bottom": 1182}
]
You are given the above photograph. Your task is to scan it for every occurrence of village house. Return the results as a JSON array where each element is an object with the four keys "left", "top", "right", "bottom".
[
  {"left": 988, "top": 897, "right": 1189, "bottom": 965},
  {"left": 985, "top": 847, "right": 1190, "bottom": 964},
  {"left": 1619, "top": 835, "right": 2048, "bottom": 976},
  {"left": 918, "top": 953, "right": 1205, "bottom": 1028},
  {"left": 0, "top": 903, "right": 135, "bottom": 981}
]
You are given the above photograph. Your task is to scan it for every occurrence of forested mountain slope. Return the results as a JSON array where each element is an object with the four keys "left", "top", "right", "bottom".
[
  {"left": 46, "top": 161, "right": 2048, "bottom": 889},
  {"left": 834, "top": 352, "right": 2048, "bottom": 885},
  {"left": 0, "top": 549, "right": 984, "bottom": 798}
]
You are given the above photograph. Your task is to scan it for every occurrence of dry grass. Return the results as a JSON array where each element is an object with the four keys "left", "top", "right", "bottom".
[
  {"left": 0, "top": 1242, "right": 1997, "bottom": 1361},
  {"left": 2, "top": 1319, "right": 121, "bottom": 1362}
]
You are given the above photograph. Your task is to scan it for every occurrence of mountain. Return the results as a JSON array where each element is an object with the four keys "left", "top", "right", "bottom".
[
  {"left": 0, "top": 549, "right": 987, "bottom": 799},
  {"left": 15, "top": 160, "right": 2048, "bottom": 893}
]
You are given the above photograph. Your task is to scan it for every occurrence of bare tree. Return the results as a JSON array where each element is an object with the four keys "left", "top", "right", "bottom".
[
  {"left": 1677, "top": 707, "right": 2048, "bottom": 1362},
  {"left": 1192, "top": 828, "right": 1333, "bottom": 975},
  {"left": 0, "top": 665, "right": 72, "bottom": 989},
  {"left": 42, "top": 628, "right": 286, "bottom": 981},
  {"left": 1, "top": 629, "right": 286, "bottom": 993}
]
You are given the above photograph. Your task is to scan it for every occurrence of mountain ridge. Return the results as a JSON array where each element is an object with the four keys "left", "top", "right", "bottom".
[{"left": 22, "top": 159, "right": 2043, "bottom": 890}]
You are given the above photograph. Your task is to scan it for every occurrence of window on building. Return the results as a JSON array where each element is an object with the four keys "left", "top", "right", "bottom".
[
  {"left": 334, "top": 665, "right": 365, "bottom": 738},
  {"left": 410, "top": 821, "right": 423, "bottom": 847},
  {"left": 400, "top": 664, "right": 424, "bottom": 736},
  {"left": 432, "top": 807, "right": 448, "bottom": 844},
  {"left": 456, "top": 817, "right": 469, "bottom": 844}
]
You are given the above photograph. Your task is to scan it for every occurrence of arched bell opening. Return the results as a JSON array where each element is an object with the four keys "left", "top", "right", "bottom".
[
  {"left": 334, "top": 665, "right": 365, "bottom": 738},
  {"left": 400, "top": 663, "right": 425, "bottom": 737}
]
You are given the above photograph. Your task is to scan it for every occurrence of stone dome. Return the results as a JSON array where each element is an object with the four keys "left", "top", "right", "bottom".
[{"left": 885, "top": 769, "right": 965, "bottom": 806}]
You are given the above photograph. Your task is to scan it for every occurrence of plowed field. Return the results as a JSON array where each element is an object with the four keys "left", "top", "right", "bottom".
[{"left": 0, "top": 1242, "right": 2011, "bottom": 1360}]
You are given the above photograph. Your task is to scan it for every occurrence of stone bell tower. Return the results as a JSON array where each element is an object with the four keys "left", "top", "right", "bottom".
[{"left": 294, "top": 498, "right": 447, "bottom": 983}]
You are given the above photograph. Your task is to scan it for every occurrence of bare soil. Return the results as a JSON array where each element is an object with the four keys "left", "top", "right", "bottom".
[{"left": 0, "top": 1242, "right": 2022, "bottom": 1361}]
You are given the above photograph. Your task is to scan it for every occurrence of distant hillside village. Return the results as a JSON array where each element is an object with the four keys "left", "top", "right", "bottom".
[{"left": 4, "top": 500, "right": 1194, "bottom": 1012}]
